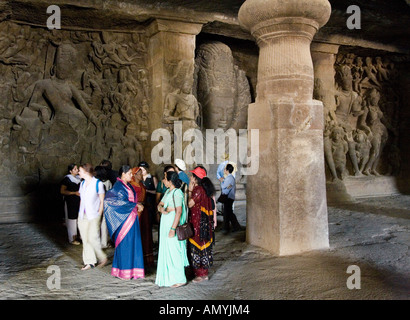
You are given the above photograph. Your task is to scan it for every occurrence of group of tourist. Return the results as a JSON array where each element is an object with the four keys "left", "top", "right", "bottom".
[{"left": 60, "top": 158, "right": 240, "bottom": 287}]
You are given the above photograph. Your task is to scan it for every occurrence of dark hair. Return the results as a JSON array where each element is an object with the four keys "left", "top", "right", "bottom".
[
  {"left": 100, "top": 159, "right": 112, "bottom": 170},
  {"left": 67, "top": 163, "right": 77, "bottom": 173},
  {"left": 201, "top": 177, "right": 216, "bottom": 198},
  {"left": 163, "top": 165, "right": 175, "bottom": 173},
  {"left": 226, "top": 164, "right": 234, "bottom": 174},
  {"left": 118, "top": 165, "right": 132, "bottom": 177},
  {"left": 138, "top": 161, "right": 150, "bottom": 169},
  {"left": 166, "top": 171, "right": 182, "bottom": 189},
  {"left": 80, "top": 163, "right": 94, "bottom": 175},
  {"left": 95, "top": 166, "right": 108, "bottom": 182}
]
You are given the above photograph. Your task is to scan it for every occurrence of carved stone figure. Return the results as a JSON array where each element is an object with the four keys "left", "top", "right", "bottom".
[
  {"left": 334, "top": 64, "right": 364, "bottom": 176},
  {"left": 194, "top": 41, "right": 251, "bottom": 131},
  {"left": 362, "top": 89, "right": 388, "bottom": 176},
  {"left": 352, "top": 56, "right": 363, "bottom": 93},
  {"left": 163, "top": 79, "right": 200, "bottom": 134},
  {"left": 375, "top": 57, "right": 389, "bottom": 82},
  {"left": 11, "top": 43, "right": 98, "bottom": 180},
  {"left": 330, "top": 126, "right": 349, "bottom": 180},
  {"left": 320, "top": 51, "right": 402, "bottom": 182},
  {"left": 353, "top": 129, "right": 372, "bottom": 173},
  {"left": 324, "top": 120, "right": 338, "bottom": 181},
  {"left": 104, "top": 113, "right": 125, "bottom": 170},
  {"left": 123, "top": 123, "right": 143, "bottom": 167},
  {"left": 361, "top": 57, "right": 382, "bottom": 90}
]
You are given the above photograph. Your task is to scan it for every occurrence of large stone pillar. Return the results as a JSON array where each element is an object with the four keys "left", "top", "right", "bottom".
[
  {"left": 238, "top": 0, "right": 331, "bottom": 255},
  {"left": 146, "top": 19, "right": 202, "bottom": 164}
]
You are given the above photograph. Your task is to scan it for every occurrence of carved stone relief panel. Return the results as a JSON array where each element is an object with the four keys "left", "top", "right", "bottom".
[
  {"left": 0, "top": 21, "right": 149, "bottom": 196},
  {"left": 193, "top": 41, "right": 251, "bottom": 132},
  {"left": 318, "top": 50, "right": 402, "bottom": 182}
]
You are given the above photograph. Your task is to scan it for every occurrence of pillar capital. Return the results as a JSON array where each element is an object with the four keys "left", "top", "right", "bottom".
[
  {"left": 238, "top": 0, "right": 331, "bottom": 42},
  {"left": 146, "top": 18, "right": 203, "bottom": 38},
  {"left": 238, "top": 0, "right": 332, "bottom": 101},
  {"left": 311, "top": 42, "right": 340, "bottom": 55}
]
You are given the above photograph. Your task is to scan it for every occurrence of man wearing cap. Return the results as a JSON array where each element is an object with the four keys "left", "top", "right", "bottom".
[{"left": 174, "top": 158, "right": 190, "bottom": 185}]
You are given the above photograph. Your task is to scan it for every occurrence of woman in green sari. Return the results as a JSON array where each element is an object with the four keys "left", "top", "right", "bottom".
[{"left": 155, "top": 171, "right": 189, "bottom": 287}]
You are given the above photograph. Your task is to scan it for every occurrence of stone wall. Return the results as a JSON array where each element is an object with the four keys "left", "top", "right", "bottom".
[
  {"left": 0, "top": 16, "right": 409, "bottom": 222},
  {"left": 0, "top": 21, "right": 152, "bottom": 219},
  {"left": 0, "top": 20, "right": 254, "bottom": 222}
]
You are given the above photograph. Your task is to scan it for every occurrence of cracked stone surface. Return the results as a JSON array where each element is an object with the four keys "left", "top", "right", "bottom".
[{"left": 0, "top": 196, "right": 409, "bottom": 300}]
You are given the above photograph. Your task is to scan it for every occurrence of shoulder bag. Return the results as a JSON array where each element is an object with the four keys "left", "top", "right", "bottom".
[{"left": 172, "top": 191, "right": 194, "bottom": 240}]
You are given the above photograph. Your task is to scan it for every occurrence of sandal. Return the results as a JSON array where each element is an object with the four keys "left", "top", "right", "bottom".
[
  {"left": 192, "top": 276, "right": 209, "bottom": 283},
  {"left": 171, "top": 283, "right": 186, "bottom": 288},
  {"left": 81, "top": 264, "right": 95, "bottom": 271},
  {"left": 192, "top": 276, "right": 204, "bottom": 283}
]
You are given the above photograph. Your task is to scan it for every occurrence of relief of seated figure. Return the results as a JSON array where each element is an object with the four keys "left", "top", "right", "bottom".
[{"left": 12, "top": 43, "right": 99, "bottom": 172}]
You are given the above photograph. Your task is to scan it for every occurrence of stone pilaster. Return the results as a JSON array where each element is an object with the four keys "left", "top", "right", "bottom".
[
  {"left": 146, "top": 19, "right": 202, "bottom": 164},
  {"left": 311, "top": 43, "right": 340, "bottom": 117},
  {"left": 238, "top": 0, "right": 331, "bottom": 255}
]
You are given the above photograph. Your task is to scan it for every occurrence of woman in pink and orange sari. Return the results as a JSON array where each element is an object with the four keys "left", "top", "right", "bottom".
[{"left": 104, "top": 165, "right": 145, "bottom": 280}]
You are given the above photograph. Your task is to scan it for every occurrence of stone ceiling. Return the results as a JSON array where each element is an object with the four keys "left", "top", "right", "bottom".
[{"left": 2, "top": 0, "right": 410, "bottom": 53}]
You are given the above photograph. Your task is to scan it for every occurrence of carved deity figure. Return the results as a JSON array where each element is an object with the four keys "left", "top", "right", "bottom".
[
  {"left": 353, "top": 129, "right": 371, "bottom": 173},
  {"left": 194, "top": 41, "right": 250, "bottom": 131},
  {"left": 123, "top": 123, "right": 143, "bottom": 167},
  {"left": 362, "top": 89, "right": 388, "bottom": 176},
  {"left": 104, "top": 113, "right": 124, "bottom": 170},
  {"left": 361, "top": 57, "right": 382, "bottom": 90},
  {"left": 163, "top": 79, "right": 200, "bottom": 134},
  {"left": 12, "top": 43, "right": 98, "bottom": 163},
  {"left": 352, "top": 57, "right": 363, "bottom": 93},
  {"left": 322, "top": 52, "right": 401, "bottom": 182},
  {"left": 375, "top": 57, "right": 389, "bottom": 82},
  {"left": 334, "top": 65, "right": 364, "bottom": 176},
  {"left": 330, "top": 126, "right": 349, "bottom": 180}
]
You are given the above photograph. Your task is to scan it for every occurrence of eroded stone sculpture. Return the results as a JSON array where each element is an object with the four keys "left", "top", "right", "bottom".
[
  {"left": 0, "top": 21, "right": 150, "bottom": 197},
  {"left": 193, "top": 41, "right": 251, "bottom": 131},
  {"left": 319, "top": 52, "right": 401, "bottom": 181}
]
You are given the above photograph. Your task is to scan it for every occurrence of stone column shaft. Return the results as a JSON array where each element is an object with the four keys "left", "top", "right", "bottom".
[
  {"left": 311, "top": 43, "right": 340, "bottom": 114},
  {"left": 239, "top": 0, "right": 331, "bottom": 255},
  {"left": 146, "top": 19, "right": 202, "bottom": 163}
]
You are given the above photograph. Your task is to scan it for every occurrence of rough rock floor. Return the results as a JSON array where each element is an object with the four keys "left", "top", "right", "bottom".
[{"left": 0, "top": 195, "right": 409, "bottom": 300}]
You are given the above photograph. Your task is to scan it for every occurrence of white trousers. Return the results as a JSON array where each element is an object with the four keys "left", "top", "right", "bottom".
[
  {"left": 64, "top": 203, "right": 78, "bottom": 243},
  {"left": 100, "top": 215, "right": 110, "bottom": 248},
  {"left": 78, "top": 215, "right": 106, "bottom": 265}
]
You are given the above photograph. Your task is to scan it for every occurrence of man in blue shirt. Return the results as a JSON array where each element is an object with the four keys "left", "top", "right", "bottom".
[
  {"left": 175, "top": 158, "right": 190, "bottom": 185},
  {"left": 220, "top": 164, "right": 241, "bottom": 234}
]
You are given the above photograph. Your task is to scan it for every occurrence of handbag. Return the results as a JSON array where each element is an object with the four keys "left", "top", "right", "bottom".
[
  {"left": 172, "top": 191, "right": 194, "bottom": 241},
  {"left": 176, "top": 222, "right": 194, "bottom": 241},
  {"left": 217, "top": 193, "right": 228, "bottom": 204}
]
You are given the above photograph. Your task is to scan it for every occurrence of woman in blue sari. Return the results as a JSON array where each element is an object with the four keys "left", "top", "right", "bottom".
[{"left": 104, "top": 165, "right": 145, "bottom": 280}]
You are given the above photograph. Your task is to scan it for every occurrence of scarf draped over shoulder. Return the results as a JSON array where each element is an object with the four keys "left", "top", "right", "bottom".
[{"left": 104, "top": 178, "right": 137, "bottom": 238}]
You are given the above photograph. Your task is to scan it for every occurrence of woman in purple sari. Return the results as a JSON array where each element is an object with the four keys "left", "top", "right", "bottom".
[{"left": 104, "top": 165, "right": 145, "bottom": 280}]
